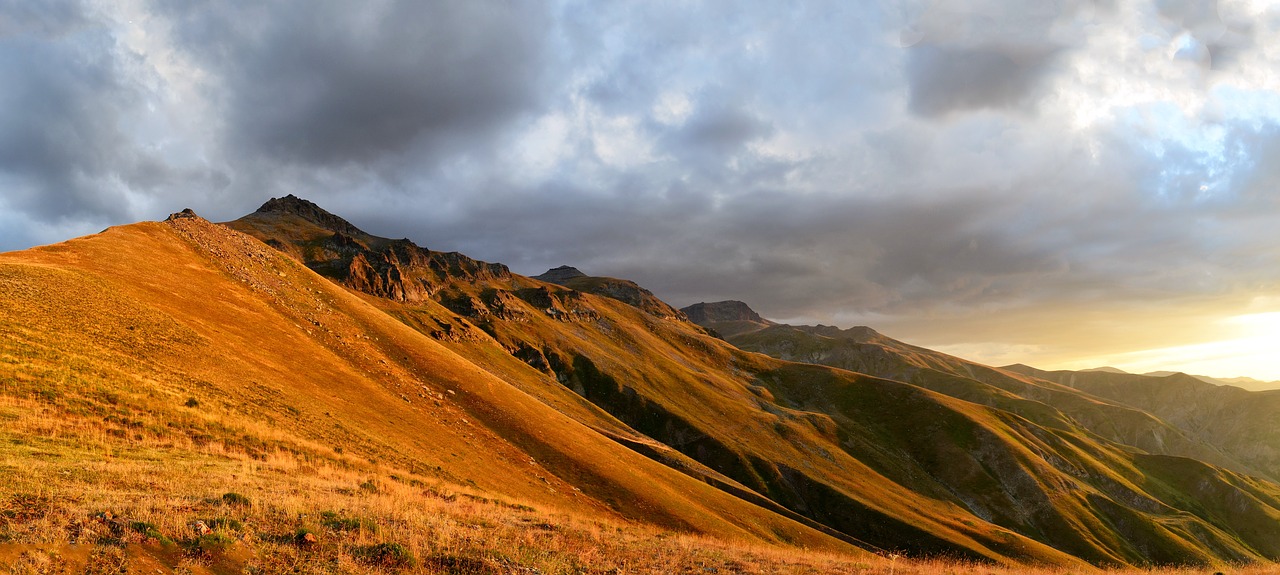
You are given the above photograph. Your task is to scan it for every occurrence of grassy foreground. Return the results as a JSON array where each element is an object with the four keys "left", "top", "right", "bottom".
[
  {"left": 0, "top": 396, "right": 1261, "bottom": 575},
  {"left": 0, "top": 398, "right": 855, "bottom": 575},
  {"left": 0, "top": 384, "right": 858, "bottom": 575},
  {"left": 0, "top": 391, "right": 1260, "bottom": 575}
]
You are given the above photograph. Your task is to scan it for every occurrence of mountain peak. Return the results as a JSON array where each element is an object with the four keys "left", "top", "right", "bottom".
[
  {"left": 164, "top": 208, "right": 201, "bottom": 221},
  {"left": 254, "top": 195, "right": 364, "bottom": 236},
  {"left": 681, "top": 300, "right": 767, "bottom": 324},
  {"left": 533, "top": 265, "right": 588, "bottom": 283}
]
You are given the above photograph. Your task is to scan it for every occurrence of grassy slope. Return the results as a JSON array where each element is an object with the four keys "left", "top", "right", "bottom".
[
  {"left": 725, "top": 325, "right": 1248, "bottom": 474},
  {"left": 228, "top": 208, "right": 1098, "bottom": 566},
  {"left": 687, "top": 320, "right": 1280, "bottom": 566},
  {"left": 1006, "top": 365, "right": 1280, "bottom": 484},
  {"left": 0, "top": 217, "right": 862, "bottom": 572},
  {"left": 225, "top": 200, "right": 1280, "bottom": 568}
]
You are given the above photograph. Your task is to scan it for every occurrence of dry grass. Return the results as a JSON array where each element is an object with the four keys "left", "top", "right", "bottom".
[
  {"left": 0, "top": 386, "right": 1254, "bottom": 574},
  {"left": 0, "top": 423, "right": 862, "bottom": 574},
  {"left": 1, "top": 218, "right": 1277, "bottom": 573},
  {"left": 0, "top": 391, "right": 1264, "bottom": 575}
]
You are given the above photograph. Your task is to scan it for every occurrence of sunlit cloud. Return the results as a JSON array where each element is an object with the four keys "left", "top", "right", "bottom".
[{"left": 1051, "top": 311, "right": 1280, "bottom": 380}]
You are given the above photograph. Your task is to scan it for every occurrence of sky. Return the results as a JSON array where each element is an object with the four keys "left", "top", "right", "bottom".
[{"left": 5, "top": 0, "right": 1280, "bottom": 380}]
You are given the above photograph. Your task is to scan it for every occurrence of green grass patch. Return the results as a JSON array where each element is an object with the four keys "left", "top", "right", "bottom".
[{"left": 351, "top": 542, "right": 415, "bottom": 569}]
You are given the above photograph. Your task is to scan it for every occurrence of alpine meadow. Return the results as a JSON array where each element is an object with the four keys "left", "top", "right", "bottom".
[{"left": 8, "top": 1, "right": 1280, "bottom": 574}]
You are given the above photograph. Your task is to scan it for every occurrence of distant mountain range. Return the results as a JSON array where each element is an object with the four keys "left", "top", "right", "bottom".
[
  {"left": 6, "top": 196, "right": 1280, "bottom": 568},
  {"left": 1080, "top": 367, "right": 1280, "bottom": 392}
]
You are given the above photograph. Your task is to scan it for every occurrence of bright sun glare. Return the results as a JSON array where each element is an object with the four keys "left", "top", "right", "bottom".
[{"left": 1094, "top": 312, "right": 1280, "bottom": 381}]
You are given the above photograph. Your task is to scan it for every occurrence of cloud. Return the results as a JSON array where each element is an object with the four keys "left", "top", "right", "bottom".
[
  {"left": 0, "top": 0, "right": 90, "bottom": 37},
  {"left": 153, "top": 0, "right": 552, "bottom": 169},
  {"left": 906, "top": 44, "right": 1062, "bottom": 116},
  {"left": 7, "top": 0, "right": 1280, "bottom": 374},
  {"left": 0, "top": 0, "right": 136, "bottom": 222},
  {"left": 897, "top": 0, "right": 1095, "bottom": 116}
]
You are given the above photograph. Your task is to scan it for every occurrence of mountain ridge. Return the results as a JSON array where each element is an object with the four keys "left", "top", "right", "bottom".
[
  {"left": 681, "top": 301, "right": 1269, "bottom": 476},
  {"left": 223, "top": 206, "right": 1280, "bottom": 566},
  {"left": 6, "top": 201, "right": 1280, "bottom": 568}
]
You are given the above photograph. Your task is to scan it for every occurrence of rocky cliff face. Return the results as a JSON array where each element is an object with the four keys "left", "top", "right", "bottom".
[{"left": 230, "top": 196, "right": 510, "bottom": 304}]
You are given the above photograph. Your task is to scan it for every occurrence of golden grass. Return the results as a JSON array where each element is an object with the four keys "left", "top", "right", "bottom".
[
  {"left": 1, "top": 217, "right": 1276, "bottom": 573},
  {"left": 0, "top": 421, "right": 869, "bottom": 574},
  {"left": 0, "top": 352, "right": 1246, "bottom": 575},
  {"left": 0, "top": 380, "right": 1259, "bottom": 574}
]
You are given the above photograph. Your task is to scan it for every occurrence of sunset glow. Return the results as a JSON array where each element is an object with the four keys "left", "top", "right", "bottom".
[{"left": 1056, "top": 312, "right": 1280, "bottom": 381}]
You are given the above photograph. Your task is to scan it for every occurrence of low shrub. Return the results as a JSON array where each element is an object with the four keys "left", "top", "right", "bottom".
[
  {"left": 192, "top": 532, "right": 236, "bottom": 556},
  {"left": 221, "top": 492, "right": 251, "bottom": 507},
  {"left": 129, "top": 521, "right": 172, "bottom": 544},
  {"left": 352, "top": 542, "right": 414, "bottom": 569},
  {"left": 320, "top": 510, "right": 376, "bottom": 533}
]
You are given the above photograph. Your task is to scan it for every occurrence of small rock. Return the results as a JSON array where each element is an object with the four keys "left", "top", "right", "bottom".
[
  {"left": 297, "top": 531, "right": 318, "bottom": 546},
  {"left": 192, "top": 520, "right": 211, "bottom": 536}
]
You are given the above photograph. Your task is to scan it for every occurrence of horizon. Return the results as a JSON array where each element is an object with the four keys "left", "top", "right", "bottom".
[{"left": 5, "top": 2, "right": 1280, "bottom": 381}]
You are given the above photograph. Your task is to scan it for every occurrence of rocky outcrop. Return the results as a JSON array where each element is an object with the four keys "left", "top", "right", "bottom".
[
  {"left": 682, "top": 301, "right": 768, "bottom": 324},
  {"left": 516, "top": 287, "right": 600, "bottom": 322},
  {"left": 236, "top": 196, "right": 510, "bottom": 304},
  {"left": 165, "top": 208, "right": 200, "bottom": 221},
  {"left": 532, "top": 265, "right": 587, "bottom": 284},
  {"left": 534, "top": 266, "right": 686, "bottom": 321}
]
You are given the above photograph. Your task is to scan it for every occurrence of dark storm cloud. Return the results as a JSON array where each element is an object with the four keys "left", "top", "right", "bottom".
[
  {"left": 156, "top": 0, "right": 552, "bottom": 167},
  {"left": 676, "top": 104, "right": 772, "bottom": 151},
  {"left": 898, "top": 0, "right": 1090, "bottom": 117},
  {"left": 906, "top": 44, "right": 1061, "bottom": 117},
  {"left": 654, "top": 101, "right": 775, "bottom": 171},
  {"left": 0, "top": 0, "right": 136, "bottom": 223}
]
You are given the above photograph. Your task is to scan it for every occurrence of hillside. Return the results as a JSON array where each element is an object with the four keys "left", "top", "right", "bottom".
[
  {"left": 1142, "top": 370, "right": 1280, "bottom": 392},
  {"left": 227, "top": 197, "right": 1280, "bottom": 566},
  {"left": 0, "top": 210, "right": 856, "bottom": 572},
  {"left": 683, "top": 301, "right": 1280, "bottom": 565},
  {"left": 228, "top": 197, "right": 1080, "bottom": 565},
  {"left": 1005, "top": 365, "right": 1280, "bottom": 484},
  {"left": 5, "top": 198, "right": 1280, "bottom": 570},
  {"left": 692, "top": 310, "right": 1252, "bottom": 475}
]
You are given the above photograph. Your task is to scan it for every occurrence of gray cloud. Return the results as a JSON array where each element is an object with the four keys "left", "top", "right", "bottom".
[
  {"left": 0, "top": 0, "right": 88, "bottom": 37},
  {"left": 0, "top": 0, "right": 137, "bottom": 224},
  {"left": 899, "top": 1, "right": 1097, "bottom": 117},
  {"left": 156, "top": 0, "right": 552, "bottom": 168},
  {"left": 906, "top": 44, "right": 1061, "bottom": 116}
]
